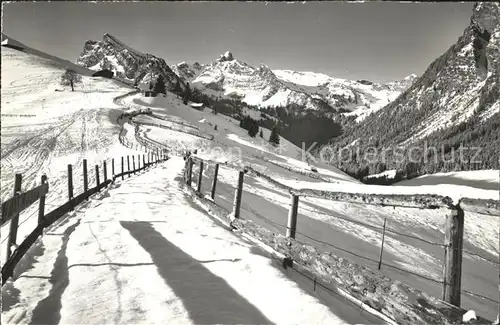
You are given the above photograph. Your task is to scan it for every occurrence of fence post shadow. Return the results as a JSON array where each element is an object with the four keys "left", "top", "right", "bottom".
[{"left": 120, "top": 221, "right": 271, "bottom": 325}]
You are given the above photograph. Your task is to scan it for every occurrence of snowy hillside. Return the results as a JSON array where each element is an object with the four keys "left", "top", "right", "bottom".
[
  {"left": 396, "top": 170, "right": 499, "bottom": 191},
  {"left": 119, "top": 91, "right": 499, "bottom": 321},
  {"left": 76, "top": 33, "right": 185, "bottom": 90},
  {"left": 1, "top": 33, "right": 93, "bottom": 77},
  {"left": 0, "top": 45, "right": 144, "bottom": 264},
  {"left": 2, "top": 16, "right": 499, "bottom": 323}
]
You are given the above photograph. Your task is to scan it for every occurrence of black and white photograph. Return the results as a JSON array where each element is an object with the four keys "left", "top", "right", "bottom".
[{"left": 1, "top": 1, "right": 499, "bottom": 324}]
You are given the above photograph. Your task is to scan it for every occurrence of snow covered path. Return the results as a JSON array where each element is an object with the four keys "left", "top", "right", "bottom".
[{"left": 2, "top": 157, "right": 382, "bottom": 325}]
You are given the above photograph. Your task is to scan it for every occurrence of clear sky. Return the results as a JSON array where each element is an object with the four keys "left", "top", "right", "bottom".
[{"left": 2, "top": 1, "right": 474, "bottom": 83}]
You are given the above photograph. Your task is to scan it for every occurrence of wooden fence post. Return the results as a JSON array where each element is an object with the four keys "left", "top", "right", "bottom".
[
  {"left": 38, "top": 175, "right": 47, "bottom": 225},
  {"left": 83, "top": 159, "right": 88, "bottom": 194},
  {"left": 112, "top": 158, "right": 115, "bottom": 178},
  {"left": 95, "top": 165, "right": 100, "bottom": 191},
  {"left": 197, "top": 161, "right": 204, "bottom": 193},
  {"left": 378, "top": 218, "right": 387, "bottom": 270},
  {"left": 6, "top": 174, "right": 22, "bottom": 260},
  {"left": 442, "top": 206, "right": 464, "bottom": 307},
  {"left": 104, "top": 161, "right": 109, "bottom": 182},
  {"left": 286, "top": 194, "right": 299, "bottom": 238},
  {"left": 232, "top": 171, "right": 244, "bottom": 219},
  {"left": 127, "top": 156, "right": 131, "bottom": 178},
  {"left": 132, "top": 155, "right": 136, "bottom": 173},
  {"left": 137, "top": 154, "right": 140, "bottom": 170},
  {"left": 187, "top": 157, "right": 193, "bottom": 186},
  {"left": 211, "top": 164, "right": 219, "bottom": 200},
  {"left": 68, "top": 164, "right": 73, "bottom": 200},
  {"left": 121, "top": 156, "right": 124, "bottom": 180},
  {"left": 143, "top": 154, "right": 146, "bottom": 168}
]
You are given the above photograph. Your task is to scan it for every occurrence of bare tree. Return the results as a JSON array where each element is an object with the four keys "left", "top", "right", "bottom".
[{"left": 61, "top": 69, "right": 82, "bottom": 91}]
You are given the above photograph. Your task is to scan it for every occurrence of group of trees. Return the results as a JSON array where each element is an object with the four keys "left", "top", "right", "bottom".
[
  {"left": 238, "top": 115, "right": 280, "bottom": 146},
  {"left": 239, "top": 116, "right": 260, "bottom": 137},
  {"left": 328, "top": 107, "right": 500, "bottom": 182},
  {"left": 258, "top": 107, "right": 342, "bottom": 148},
  {"left": 153, "top": 75, "right": 167, "bottom": 95}
]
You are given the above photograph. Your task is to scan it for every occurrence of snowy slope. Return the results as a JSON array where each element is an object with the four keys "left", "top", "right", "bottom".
[
  {"left": 396, "top": 169, "right": 499, "bottom": 191},
  {"left": 1, "top": 33, "right": 94, "bottom": 77},
  {"left": 1, "top": 45, "right": 144, "bottom": 265},
  {"left": 121, "top": 93, "right": 498, "bottom": 320},
  {"left": 2, "top": 157, "right": 382, "bottom": 324},
  {"left": 2, "top": 33, "right": 498, "bottom": 322}
]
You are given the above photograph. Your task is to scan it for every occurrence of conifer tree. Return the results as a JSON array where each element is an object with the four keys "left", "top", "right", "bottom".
[
  {"left": 154, "top": 75, "right": 167, "bottom": 95},
  {"left": 269, "top": 124, "right": 280, "bottom": 146},
  {"left": 183, "top": 82, "right": 191, "bottom": 105}
]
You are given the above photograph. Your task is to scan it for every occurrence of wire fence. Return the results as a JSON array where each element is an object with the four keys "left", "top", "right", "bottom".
[{"left": 186, "top": 156, "right": 500, "bottom": 316}]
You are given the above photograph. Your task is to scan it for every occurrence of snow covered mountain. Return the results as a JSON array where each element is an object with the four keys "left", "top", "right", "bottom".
[
  {"left": 177, "top": 51, "right": 415, "bottom": 116},
  {"left": 273, "top": 70, "right": 417, "bottom": 121},
  {"left": 328, "top": 2, "right": 500, "bottom": 174},
  {"left": 187, "top": 51, "right": 333, "bottom": 114},
  {"left": 76, "top": 33, "right": 185, "bottom": 90}
]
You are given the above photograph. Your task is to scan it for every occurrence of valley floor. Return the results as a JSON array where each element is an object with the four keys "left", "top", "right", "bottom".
[{"left": 1, "top": 157, "right": 382, "bottom": 325}]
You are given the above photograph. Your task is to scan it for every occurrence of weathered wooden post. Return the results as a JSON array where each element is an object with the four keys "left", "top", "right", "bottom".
[
  {"left": 137, "top": 154, "right": 140, "bottom": 170},
  {"left": 232, "top": 171, "right": 245, "bottom": 219},
  {"left": 103, "top": 161, "right": 108, "bottom": 182},
  {"left": 442, "top": 206, "right": 464, "bottom": 307},
  {"left": 187, "top": 157, "right": 193, "bottom": 186},
  {"left": 197, "top": 161, "right": 204, "bottom": 193},
  {"left": 95, "top": 165, "right": 100, "bottom": 190},
  {"left": 127, "top": 155, "right": 131, "bottom": 178},
  {"left": 112, "top": 158, "right": 115, "bottom": 178},
  {"left": 67, "top": 164, "right": 73, "bottom": 200},
  {"left": 378, "top": 218, "right": 387, "bottom": 270},
  {"left": 83, "top": 159, "right": 88, "bottom": 193},
  {"left": 143, "top": 154, "right": 146, "bottom": 167},
  {"left": 286, "top": 194, "right": 299, "bottom": 238},
  {"left": 6, "top": 174, "right": 22, "bottom": 260},
  {"left": 132, "top": 155, "right": 136, "bottom": 173},
  {"left": 121, "top": 156, "right": 124, "bottom": 180},
  {"left": 38, "top": 175, "right": 47, "bottom": 225},
  {"left": 211, "top": 164, "right": 219, "bottom": 200}
]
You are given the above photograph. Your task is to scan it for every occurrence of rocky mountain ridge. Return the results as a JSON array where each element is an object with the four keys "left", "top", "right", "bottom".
[
  {"left": 325, "top": 2, "right": 500, "bottom": 176},
  {"left": 174, "top": 51, "right": 416, "bottom": 118},
  {"left": 76, "top": 33, "right": 185, "bottom": 90}
]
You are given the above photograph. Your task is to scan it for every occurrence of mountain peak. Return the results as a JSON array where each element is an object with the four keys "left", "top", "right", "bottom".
[
  {"left": 217, "top": 50, "right": 234, "bottom": 62},
  {"left": 103, "top": 33, "right": 120, "bottom": 44}
]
